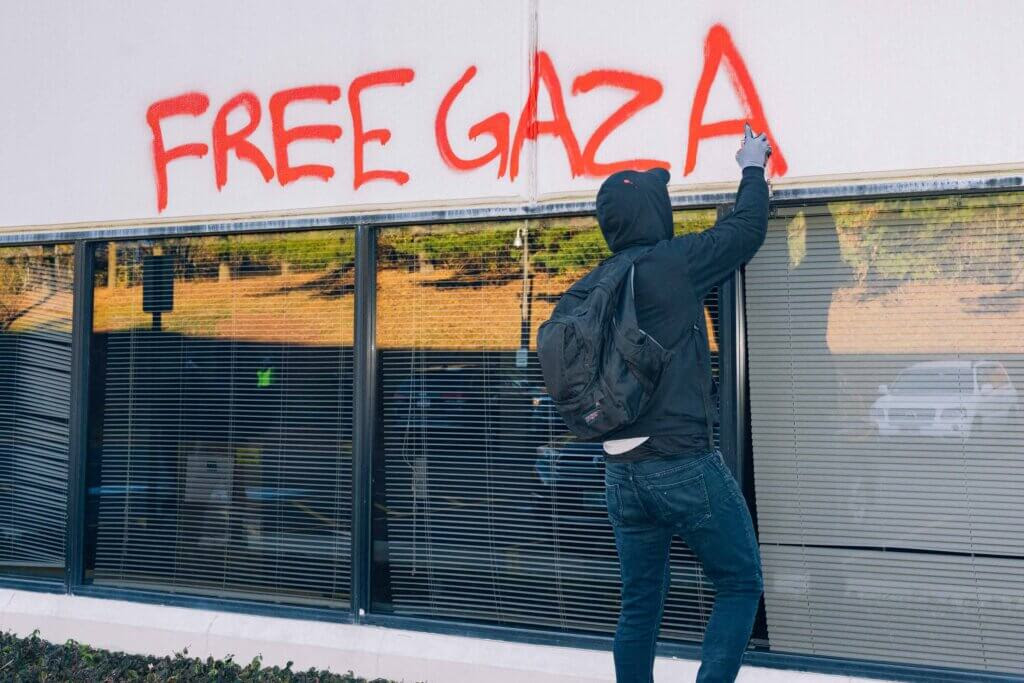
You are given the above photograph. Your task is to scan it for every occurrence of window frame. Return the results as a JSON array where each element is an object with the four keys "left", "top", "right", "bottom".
[
  {"left": 0, "top": 174, "right": 1017, "bottom": 683},
  {"left": 0, "top": 240, "right": 79, "bottom": 589}
]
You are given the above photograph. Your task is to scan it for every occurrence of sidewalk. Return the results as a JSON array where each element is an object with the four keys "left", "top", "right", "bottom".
[{"left": 0, "top": 589, "right": 897, "bottom": 683}]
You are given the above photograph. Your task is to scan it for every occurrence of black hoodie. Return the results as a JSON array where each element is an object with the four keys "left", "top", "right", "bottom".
[{"left": 595, "top": 166, "right": 769, "bottom": 460}]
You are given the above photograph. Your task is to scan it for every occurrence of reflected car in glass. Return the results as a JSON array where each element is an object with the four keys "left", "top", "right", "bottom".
[{"left": 871, "top": 360, "right": 1019, "bottom": 438}]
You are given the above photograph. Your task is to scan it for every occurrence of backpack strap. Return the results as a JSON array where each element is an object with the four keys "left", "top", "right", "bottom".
[
  {"left": 613, "top": 245, "right": 654, "bottom": 331},
  {"left": 616, "top": 244, "right": 716, "bottom": 450}
]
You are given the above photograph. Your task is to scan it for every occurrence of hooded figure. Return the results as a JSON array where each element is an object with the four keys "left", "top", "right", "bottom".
[
  {"left": 592, "top": 165, "right": 769, "bottom": 459},
  {"left": 596, "top": 168, "right": 674, "bottom": 252},
  {"left": 595, "top": 130, "right": 770, "bottom": 683}
]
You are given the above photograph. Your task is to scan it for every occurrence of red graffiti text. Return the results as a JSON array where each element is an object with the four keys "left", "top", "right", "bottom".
[{"left": 147, "top": 24, "right": 783, "bottom": 212}]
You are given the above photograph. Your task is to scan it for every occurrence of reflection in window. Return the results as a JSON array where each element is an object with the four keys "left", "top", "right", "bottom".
[
  {"left": 85, "top": 232, "right": 354, "bottom": 605},
  {"left": 977, "top": 362, "right": 1011, "bottom": 390},
  {"left": 887, "top": 364, "right": 974, "bottom": 395},
  {"left": 0, "top": 245, "right": 74, "bottom": 578},
  {"left": 745, "top": 193, "right": 1024, "bottom": 674},
  {"left": 371, "top": 210, "right": 727, "bottom": 641}
]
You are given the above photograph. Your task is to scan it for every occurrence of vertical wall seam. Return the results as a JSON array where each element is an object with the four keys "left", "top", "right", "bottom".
[{"left": 527, "top": 0, "right": 539, "bottom": 205}]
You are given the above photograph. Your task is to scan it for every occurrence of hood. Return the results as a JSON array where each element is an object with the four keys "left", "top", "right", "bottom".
[{"left": 596, "top": 168, "right": 673, "bottom": 253}]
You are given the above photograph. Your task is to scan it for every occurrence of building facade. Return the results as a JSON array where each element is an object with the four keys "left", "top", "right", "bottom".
[{"left": 1, "top": 2, "right": 1022, "bottom": 681}]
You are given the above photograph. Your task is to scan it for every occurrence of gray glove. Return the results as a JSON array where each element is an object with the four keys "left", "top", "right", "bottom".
[{"left": 735, "top": 122, "right": 772, "bottom": 169}]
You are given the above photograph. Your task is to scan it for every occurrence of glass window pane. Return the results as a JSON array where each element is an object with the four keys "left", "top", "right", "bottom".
[
  {"left": 85, "top": 231, "right": 354, "bottom": 606},
  {"left": 0, "top": 244, "right": 74, "bottom": 579},
  {"left": 371, "top": 209, "right": 726, "bottom": 641},
  {"left": 745, "top": 193, "right": 1024, "bottom": 674}
]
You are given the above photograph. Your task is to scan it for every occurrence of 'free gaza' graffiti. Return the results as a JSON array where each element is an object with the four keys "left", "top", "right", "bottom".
[{"left": 147, "top": 24, "right": 786, "bottom": 212}]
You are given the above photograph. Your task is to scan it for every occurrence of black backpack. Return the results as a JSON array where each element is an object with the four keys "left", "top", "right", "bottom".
[{"left": 536, "top": 246, "right": 672, "bottom": 440}]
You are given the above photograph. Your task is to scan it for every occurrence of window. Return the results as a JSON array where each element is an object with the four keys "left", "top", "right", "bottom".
[
  {"left": 85, "top": 232, "right": 355, "bottom": 605},
  {"left": 0, "top": 244, "right": 74, "bottom": 579},
  {"left": 371, "top": 211, "right": 730, "bottom": 641},
  {"left": 745, "top": 194, "right": 1024, "bottom": 674}
]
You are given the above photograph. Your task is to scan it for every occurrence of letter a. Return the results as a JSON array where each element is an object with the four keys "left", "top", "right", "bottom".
[
  {"left": 684, "top": 24, "right": 787, "bottom": 177},
  {"left": 509, "top": 51, "right": 583, "bottom": 181}
]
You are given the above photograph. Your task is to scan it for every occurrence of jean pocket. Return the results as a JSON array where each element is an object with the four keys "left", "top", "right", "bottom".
[
  {"left": 649, "top": 472, "right": 711, "bottom": 532},
  {"left": 605, "top": 483, "right": 623, "bottom": 525}
]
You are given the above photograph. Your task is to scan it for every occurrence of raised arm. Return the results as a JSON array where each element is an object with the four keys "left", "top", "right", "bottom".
[{"left": 672, "top": 124, "right": 771, "bottom": 299}]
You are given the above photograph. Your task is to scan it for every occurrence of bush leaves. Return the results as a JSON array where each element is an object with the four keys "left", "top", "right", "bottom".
[{"left": 0, "top": 631, "right": 409, "bottom": 682}]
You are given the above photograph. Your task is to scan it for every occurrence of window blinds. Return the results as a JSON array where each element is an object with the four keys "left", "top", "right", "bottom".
[
  {"left": 0, "top": 245, "right": 74, "bottom": 577},
  {"left": 86, "top": 233, "right": 355, "bottom": 606},
  {"left": 745, "top": 195, "right": 1024, "bottom": 675},
  {"left": 372, "top": 213, "right": 727, "bottom": 641}
]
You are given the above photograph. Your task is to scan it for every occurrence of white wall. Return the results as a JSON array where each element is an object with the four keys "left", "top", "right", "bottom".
[
  {"left": 2, "top": 0, "right": 1023, "bottom": 229},
  {"left": 0, "top": 590, "right": 898, "bottom": 683}
]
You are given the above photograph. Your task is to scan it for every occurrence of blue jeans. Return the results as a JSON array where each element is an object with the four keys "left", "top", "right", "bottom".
[{"left": 604, "top": 449, "right": 764, "bottom": 683}]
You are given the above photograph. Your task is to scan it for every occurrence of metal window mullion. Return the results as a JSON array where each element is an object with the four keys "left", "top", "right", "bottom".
[
  {"left": 66, "top": 240, "right": 95, "bottom": 590},
  {"left": 715, "top": 203, "right": 768, "bottom": 645},
  {"left": 715, "top": 204, "right": 744, "bottom": 481},
  {"left": 352, "top": 225, "right": 377, "bottom": 620},
  {"left": 714, "top": 204, "right": 752, "bottom": 496},
  {"left": 727, "top": 265, "right": 750, "bottom": 492},
  {"left": 718, "top": 271, "right": 739, "bottom": 476}
]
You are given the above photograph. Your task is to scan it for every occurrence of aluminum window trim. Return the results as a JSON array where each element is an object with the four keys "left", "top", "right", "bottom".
[{"left": 1, "top": 174, "right": 1021, "bottom": 247}]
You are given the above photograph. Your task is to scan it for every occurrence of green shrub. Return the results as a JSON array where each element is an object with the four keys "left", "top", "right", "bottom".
[
  {"left": 0, "top": 630, "right": 406, "bottom": 682},
  {"left": 533, "top": 230, "right": 609, "bottom": 274},
  {"left": 205, "top": 234, "right": 356, "bottom": 273},
  {"left": 530, "top": 210, "right": 716, "bottom": 276},
  {"left": 380, "top": 225, "right": 519, "bottom": 273}
]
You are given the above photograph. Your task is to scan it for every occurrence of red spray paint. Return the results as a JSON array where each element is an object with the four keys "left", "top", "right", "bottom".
[
  {"left": 572, "top": 69, "right": 669, "bottom": 176},
  {"left": 435, "top": 66, "right": 510, "bottom": 178},
  {"left": 213, "top": 92, "right": 274, "bottom": 190},
  {"left": 509, "top": 51, "right": 584, "bottom": 181},
  {"left": 269, "top": 85, "right": 343, "bottom": 186},
  {"left": 147, "top": 24, "right": 786, "bottom": 211},
  {"left": 349, "top": 68, "right": 415, "bottom": 189},
  {"left": 147, "top": 92, "right": 210, "bottom": 213},
  {"left": 685, "top": 23, "right": 787, "bottom": 177}
]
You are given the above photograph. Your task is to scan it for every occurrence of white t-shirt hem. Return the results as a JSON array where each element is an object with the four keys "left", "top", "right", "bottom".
[{"left": 603, "top": 436, "right": 650, "bottom": 455}]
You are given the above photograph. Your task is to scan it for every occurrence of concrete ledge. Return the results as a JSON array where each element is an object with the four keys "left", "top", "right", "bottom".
[{"left": 0, "top": 589, "right": 892, "bottom": 682}]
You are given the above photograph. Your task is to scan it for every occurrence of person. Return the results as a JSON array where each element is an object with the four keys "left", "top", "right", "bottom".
[{"left": 596, "top": 123, "right": 771, "bottom": 683}]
